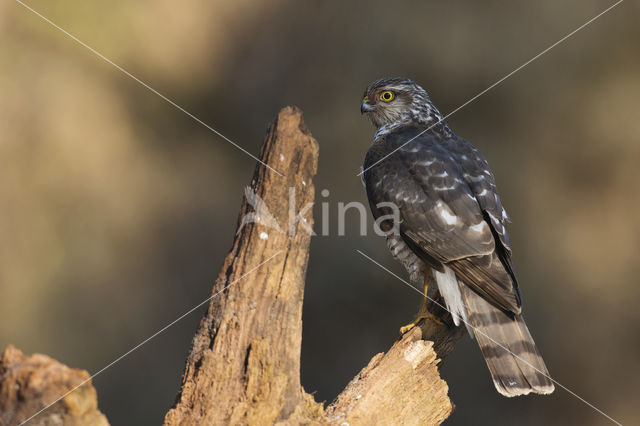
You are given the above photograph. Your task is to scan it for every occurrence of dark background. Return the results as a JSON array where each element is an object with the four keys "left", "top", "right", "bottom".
[{"left": 1, "top": 1, "right": 638, "bottom": 425}]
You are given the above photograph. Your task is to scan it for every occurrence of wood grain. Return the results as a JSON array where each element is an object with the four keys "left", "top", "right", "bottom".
[
  {"left": 164, "top": 107, "right": 458, "bottom": 425},
  {"left": 0, "top": 107, "right": 460, "bottom": 426}
]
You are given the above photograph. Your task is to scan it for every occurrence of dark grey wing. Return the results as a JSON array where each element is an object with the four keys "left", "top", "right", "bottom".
[
  {"left": 364, "top": 126, "right": 520, "bottom": 313},
  {"left": 441, "top": 136, "right": 519, "bottom": 293},
  {"left": 441, "top": 137, "right": 511, "bottom": 246}
]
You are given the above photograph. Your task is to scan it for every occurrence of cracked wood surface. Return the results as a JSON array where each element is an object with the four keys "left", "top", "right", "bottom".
[
  {"left": 164, "top": 106, "right": 323, "bottom": 425},
  {"left": 0, "top": 345, "right": 108, "bottom": 426},
  {"left": 0, "top": 107, "right": 460, "bottom": 426},
  {"left": 164, "top": 107, "right": 457, "bottom": 425}
]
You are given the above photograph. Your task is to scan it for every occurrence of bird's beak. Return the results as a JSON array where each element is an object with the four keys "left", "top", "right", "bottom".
[{"left": 361, "top": 96, "right": 375, "bottom": 114}]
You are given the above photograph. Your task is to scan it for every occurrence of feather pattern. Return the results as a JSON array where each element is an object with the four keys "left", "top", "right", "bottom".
[
  {"left": 361, "top": 77, "right": 554, "bottom": 397},
  {"left": 460, "top": 285, "right": 554, "bottom": 396},
  {"left": 364, "top": 126, "right": 520, "bottom": 313}
]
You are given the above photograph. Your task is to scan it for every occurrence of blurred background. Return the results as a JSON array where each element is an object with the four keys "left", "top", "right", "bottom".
[{"left": 1, "top": 1, "right": 639, "bottom": 424}]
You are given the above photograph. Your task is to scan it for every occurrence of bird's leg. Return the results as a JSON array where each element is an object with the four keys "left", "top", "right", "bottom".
[{"left": 400, "top": 269, "right": 443, "bottom": 334}]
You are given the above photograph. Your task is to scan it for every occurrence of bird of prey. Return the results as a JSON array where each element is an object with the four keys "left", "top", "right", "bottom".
[{"left": 360, "top": 77, "right": 554, "bottom": 397}]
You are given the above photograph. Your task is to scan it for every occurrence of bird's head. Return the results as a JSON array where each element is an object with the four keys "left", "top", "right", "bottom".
[{"left": 361, "top": 77, "right": 440, "bottom": 129}]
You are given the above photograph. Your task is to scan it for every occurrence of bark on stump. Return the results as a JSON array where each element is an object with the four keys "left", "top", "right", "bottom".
[
  {"left": 164, "top": 107, "right": 458, "bottom": 425},
  {"left": 0, "top": 345, "right": 108, "bottom": 426},
  {"left": 0, "top": 107, "right": 463, "bottom": 426}
]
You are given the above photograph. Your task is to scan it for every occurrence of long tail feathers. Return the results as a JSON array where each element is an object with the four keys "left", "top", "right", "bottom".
[{"left": 460, "top": 285, "right": 555, "bottom": 397}]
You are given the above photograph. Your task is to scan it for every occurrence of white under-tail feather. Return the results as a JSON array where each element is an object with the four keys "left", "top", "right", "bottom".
[{"left": 433, "top": 265, "right": 470, "bottom": 333}]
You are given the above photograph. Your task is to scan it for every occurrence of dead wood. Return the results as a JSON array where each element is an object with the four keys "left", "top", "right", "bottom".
[
  {"left": 0, "top": 107, "right": 462, "bottom": 426},
  {"left": 0, "top": 345, "right": 108, "bottom": 426},
  {"left": 164, "top": 107, "right": 459, "bottom": 425}
]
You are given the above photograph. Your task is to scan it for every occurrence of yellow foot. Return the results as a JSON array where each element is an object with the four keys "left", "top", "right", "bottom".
[{"left": 399, "top": 311, "right": 444, "bottom": 334}]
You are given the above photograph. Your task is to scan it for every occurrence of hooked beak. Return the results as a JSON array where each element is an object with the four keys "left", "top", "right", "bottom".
[{"left": 361, "top": 96, "right": 375, "bottom": 114}]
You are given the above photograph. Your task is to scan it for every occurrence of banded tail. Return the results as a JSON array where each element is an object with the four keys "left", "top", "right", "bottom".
[{"left": 460, "top": 285, "right": 555, "bottom": 397}]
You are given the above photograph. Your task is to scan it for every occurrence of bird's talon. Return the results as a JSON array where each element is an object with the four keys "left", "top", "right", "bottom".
[
  {"left": 399, "top": 321, "right": 419, "bottom": 335},
  {"left": 399, "top": 312, "right": 443, "bottom": 335}
]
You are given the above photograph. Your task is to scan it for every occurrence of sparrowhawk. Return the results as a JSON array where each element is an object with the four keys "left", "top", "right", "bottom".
[{"left": 360, "top": 77, "right": 554, "bottom": 397}]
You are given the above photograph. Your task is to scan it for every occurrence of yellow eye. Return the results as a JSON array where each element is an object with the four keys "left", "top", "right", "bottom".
[{"left": 380, "top": 90, "right": 395, "bottom": 102}]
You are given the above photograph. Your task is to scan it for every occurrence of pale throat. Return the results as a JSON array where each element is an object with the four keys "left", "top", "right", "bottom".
[{"left": 373, "top": 103, "right": 440, "bottom": 142}]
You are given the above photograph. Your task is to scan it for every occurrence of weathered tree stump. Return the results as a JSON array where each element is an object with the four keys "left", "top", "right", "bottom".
[
  {"left": 0, "top": 345, "right": 108, "bottom": 426},
  {"left": 164, "top": 107, "right": 458, "bottom": 425},
  {"left": 1, "top": 107, "right": 462, "bottom": 426}
]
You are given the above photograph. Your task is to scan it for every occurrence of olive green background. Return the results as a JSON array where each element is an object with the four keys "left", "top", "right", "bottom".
[{"left": 1, "top": 1, "right": 638, "bottom": 425}]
